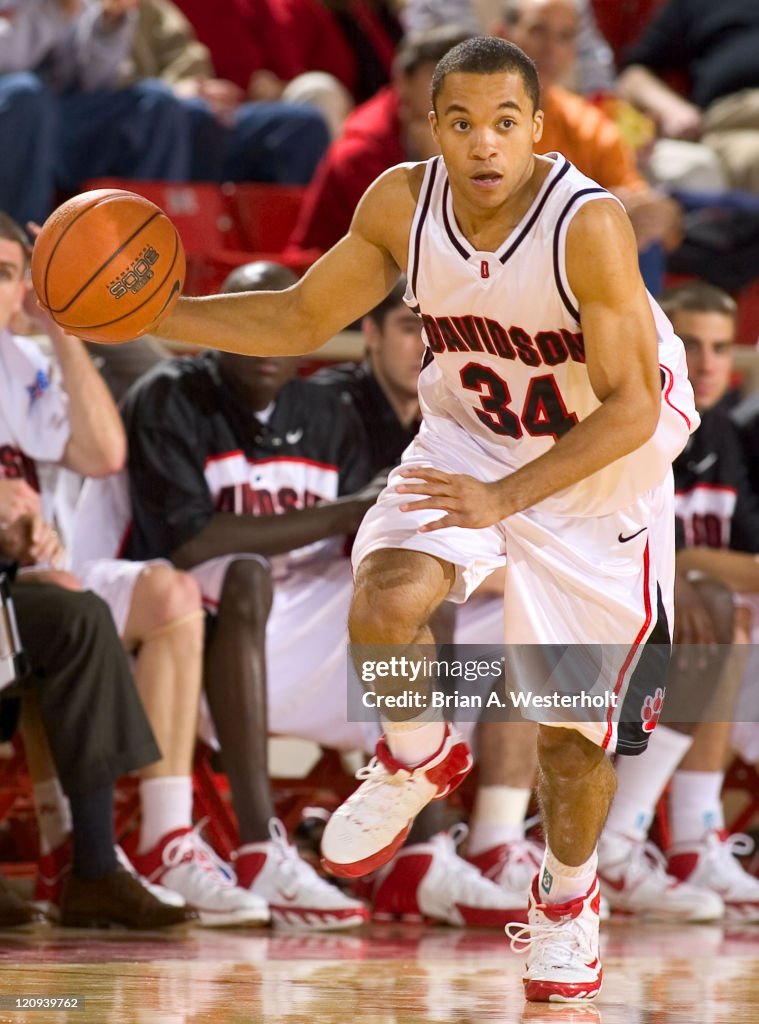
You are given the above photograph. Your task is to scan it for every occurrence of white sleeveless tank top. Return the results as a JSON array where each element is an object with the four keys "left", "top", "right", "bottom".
[{"left": 404, "top": 152, "right": 697, "bottom": 517}]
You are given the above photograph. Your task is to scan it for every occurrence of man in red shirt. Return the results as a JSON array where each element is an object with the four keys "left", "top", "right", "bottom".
[{"left": 288, "top": 26, "right": 472, "bottom": 253}]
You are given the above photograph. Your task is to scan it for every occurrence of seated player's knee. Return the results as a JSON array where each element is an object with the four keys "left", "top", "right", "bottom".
[
  {"left": 537, "top": 724, "right": 606, "bottom": 783},
  {"left": 692, "top": 577, "right": 735, "bottom": 645},
  {"left": 31, "top": 569, "right": 83, "bottom": 591},
  {"left": 136, "top": 563, "right": 202, "bottom": 632},
  {"left": 217, "top": 558, "right": 273, "bottom": 627}
]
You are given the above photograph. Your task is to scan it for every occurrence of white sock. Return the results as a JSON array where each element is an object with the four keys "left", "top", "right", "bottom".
[
  {"left": 669, "top": 769, "right": 725, "bottom": 847},
  {"left": 603, "top": 725, "right": 693, "bottom": 848},
  {"left": 467, "top": 786, "right": 532, "bottom": 854},
  {"left": 539, "top": 844, "right": 598, "bottom": 905},
  {"left": 33, "top": 777, "right": 71, "bottom": 855},
  {"left": 138, "top": 776, "right": 193, "bottom": 854},
  {"left": 383, "top": 719, "right": 446, "bottom": 768}
]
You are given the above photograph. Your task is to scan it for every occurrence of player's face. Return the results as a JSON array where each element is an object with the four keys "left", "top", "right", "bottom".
[
  {"left": 673, "top": 309, "right": 735, "bottom": 411},
  {"left": 0, "top": 239, "right": 27, "bottom": 332},
  {"left": 218, "top": 352, "right": 300, "bottom": 411},
  {"left": 505, "top": 0, "right": 579, "bottom": 89},
  {"left": 430, "top": 71, "right": 543, "bottom": 212},
  {"left": 364, "top": 304, "right": 425, "bottom": 401}
]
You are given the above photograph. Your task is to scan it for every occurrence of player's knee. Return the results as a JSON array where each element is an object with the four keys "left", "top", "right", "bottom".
[
  {"left": 537, "top": 725, "right": 606, "bottom": 783},
  {"left": 348, "top": 586, "right": 422, "bottom": 645},
  {"left": 694, "top": 577, "right": 735, "bottom": 645},
  {"left": 217, "top": 558, "right": 273, "bottom": 626},
  {"left": 136, "top": 564, "right": 202, "bottom": 631}
]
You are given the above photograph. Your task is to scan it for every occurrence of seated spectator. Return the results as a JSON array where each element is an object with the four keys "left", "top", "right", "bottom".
[
  {"left": 122, "top": 0, "right": 330, "bottom": 184},
  {"left": 0, "top": 211, "right": 263, "bottom": 926},
  {"left": 618, "top": 0, "right": 759, "bottom": 193},
  {"left": 496, "top": 0, "right": 682, "bottom": 292},
  {"left": 174, "top": 0, "right": 364, "bottom": 137},
  {"left": 0, "top": 0, "right": 190, "bottom": 225},
  {"left": 0, "top": 485, "right": 194, "bottom": 929},
  {"left": 288, "top": 25, "right": 473, "bottom": 255},
  {"left": 404, "top": 0, "right": 615, "bottom": 95},
  {"left": 597, "top": 281, "right": 759, "bottom": 922}
]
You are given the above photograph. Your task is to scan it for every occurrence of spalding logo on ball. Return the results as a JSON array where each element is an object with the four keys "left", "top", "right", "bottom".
[{"left": 32, "top": 189, "right": 186, "bottom": 344}]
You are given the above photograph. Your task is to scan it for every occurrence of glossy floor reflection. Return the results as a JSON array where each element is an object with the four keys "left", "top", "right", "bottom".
[{"left": 0, "top": 920, "right": 757, "bottom": 1023}]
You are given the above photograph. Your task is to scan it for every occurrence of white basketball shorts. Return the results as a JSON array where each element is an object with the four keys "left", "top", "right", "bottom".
[{"left": 353, "top": 413, "right": 675, "bottom": 756}]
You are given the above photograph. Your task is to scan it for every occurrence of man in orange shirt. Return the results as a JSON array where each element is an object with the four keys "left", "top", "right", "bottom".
[{"left": 497, "top": 0, "right": 681, "bottom": 279}]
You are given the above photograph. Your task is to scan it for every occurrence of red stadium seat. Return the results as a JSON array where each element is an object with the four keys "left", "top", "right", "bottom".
[
  {"left": 221, "top": 183, "right": 307, "bottom": 253},
  {"left": 81, "top": 179, "right": 244, "bottom": 254}
]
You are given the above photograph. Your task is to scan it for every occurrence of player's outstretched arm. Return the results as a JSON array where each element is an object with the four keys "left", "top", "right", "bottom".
[
  {"left": 155, "top": 169, "right": 412, "bottom": 356},
  {"left": 398, "top": 200, "right": 662, "bottom": 530}
]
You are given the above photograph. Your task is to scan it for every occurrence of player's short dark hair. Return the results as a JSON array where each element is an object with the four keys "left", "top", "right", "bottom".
[
  {"left": 394, "top": 26, "right": 476, "bottom": 79},
  {"left": 431, "top": 36, "right": 540, "bottom": 112},
  {"left": 658, "top": 280, "right": 737, "bottom": 321},
  {"left": 0, "top": 211, "right": 31, "bottom": 271},
  {"left": 365, "top": 279, "right": 408, "bottom": 329}
]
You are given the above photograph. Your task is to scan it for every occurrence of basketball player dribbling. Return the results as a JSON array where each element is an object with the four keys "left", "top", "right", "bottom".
[{"left": 153, "top": 38, "right": 697, "bottom": 1003}]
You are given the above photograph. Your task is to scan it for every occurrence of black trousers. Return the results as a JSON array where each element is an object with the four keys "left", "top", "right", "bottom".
[{"left": 1, "top": 583, "right": 160, "bottom": 795}]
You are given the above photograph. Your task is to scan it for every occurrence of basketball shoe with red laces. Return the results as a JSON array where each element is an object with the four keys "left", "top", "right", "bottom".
[
  {"left": 370, "top": 826, "right": 529, "bottom": 926},
  {"left": 668, "top": 831, "right": 759, "bottom": 922},
  {"left": 506, "top": 876, "right": 603, "bottom": 1003},
  {"left": 321, "top": 723, "right": 473, "bottom": 878},
  {"left": 236, "top": 819, "right": 369, "bottom": 930}
]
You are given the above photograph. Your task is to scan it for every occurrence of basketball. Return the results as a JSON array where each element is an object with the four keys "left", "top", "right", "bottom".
[{"left": 31, "top": 189, "right": 185, "bottom": 344}]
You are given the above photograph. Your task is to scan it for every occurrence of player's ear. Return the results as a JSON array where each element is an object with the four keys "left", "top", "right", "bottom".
[
  {"left": 361, "top": 315, "right": 381, "bottom": 354},
  {"left": 532, "top": 108, "right": 544, "bottom": 144},
  {"left": 429, "top": 109, "right": 440, "bottom": 145}
]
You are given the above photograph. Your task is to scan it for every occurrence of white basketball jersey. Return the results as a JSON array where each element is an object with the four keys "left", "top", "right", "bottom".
[{"left": 405, "top": 153, "right": 698, "bottom": 517}]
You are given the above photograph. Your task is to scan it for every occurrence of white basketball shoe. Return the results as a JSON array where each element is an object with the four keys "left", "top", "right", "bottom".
[{"left": 321, "top": 723, "right": 473, "bottom": 878}]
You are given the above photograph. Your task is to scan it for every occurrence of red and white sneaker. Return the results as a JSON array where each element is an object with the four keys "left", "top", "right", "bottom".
[
  {"left": 33, "top": 838, "right": 72, "bottom": 917},
  {"left": 668, "top": 831, "right": 759, "bottom": 922},
  {"left": 506, "top": 876, "right": 603, "bottom": 1003},
  {"left": 132, "top": 826, "right": 269, "bottom": 928},
  {"left": 598, "top": 835, "right": 724, "bottom": 922},
  {"left": 320, "top": 724, "right": 473, "bottom": 878},
  {"left": 236, "top": 819, "right": 369, "bottom": 930},
  {"left": 468, "top": 837, "right": 544, "bottom": 899},
  {"left": 371, "top": 826, "right": 529, "bottom": 926}
]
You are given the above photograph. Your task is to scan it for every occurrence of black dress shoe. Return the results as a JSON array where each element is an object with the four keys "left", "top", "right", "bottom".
[
  {"left": 0, "top": 874, "right": 46, "bottom": 928},
  {"left": 60, "top": 867, "right": 198, "bottom": 929}
]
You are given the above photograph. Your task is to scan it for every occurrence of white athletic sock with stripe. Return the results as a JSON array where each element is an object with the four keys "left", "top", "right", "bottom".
[
  {"left": 602, "top": 725, "right": 693, "bottom": 859},
  {"left": 669, "top": 769, "right": 725, "bottom": 847}
]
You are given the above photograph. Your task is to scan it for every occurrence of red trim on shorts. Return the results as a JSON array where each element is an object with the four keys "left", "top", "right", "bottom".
[
  {"left": 602, "top": 540, "right": 652, "bottom": 750},
  {"left": 116, "top": 520, "right": 133, "bottom": 559},
  {"left": 660, "top": 364, "right": 692, "bottom": 430}
]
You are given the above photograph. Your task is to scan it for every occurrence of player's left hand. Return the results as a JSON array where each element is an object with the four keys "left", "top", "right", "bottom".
[{"left": 396, "top": 467, "right": 505, "bottom": 531}]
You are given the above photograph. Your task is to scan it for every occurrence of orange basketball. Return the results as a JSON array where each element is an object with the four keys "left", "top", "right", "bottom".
[{"left": 31, "top": 189, "right": 186, "bottom": 344}]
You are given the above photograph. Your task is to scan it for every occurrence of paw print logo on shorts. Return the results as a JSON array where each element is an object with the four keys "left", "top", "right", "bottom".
[{"left": 641, "top": 687, "right": 665, "bottom": 733}]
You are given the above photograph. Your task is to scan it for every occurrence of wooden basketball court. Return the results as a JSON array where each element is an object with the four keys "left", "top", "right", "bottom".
[{"left": 0, "top": 919, "right": 757, "bottom": 1023}]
